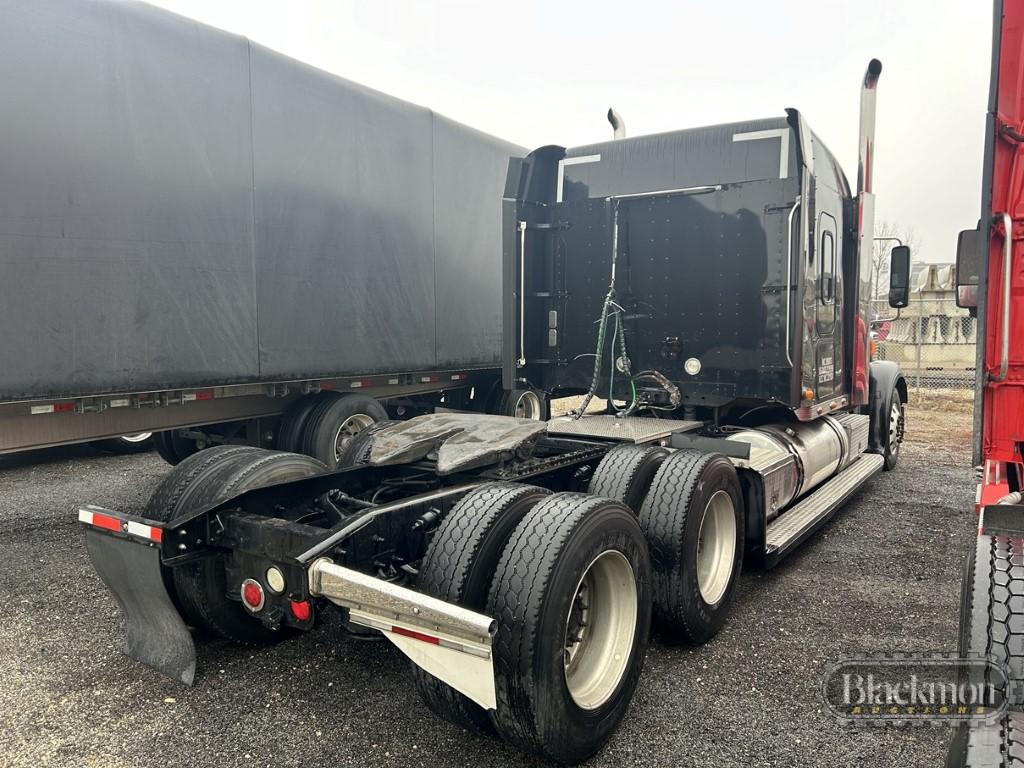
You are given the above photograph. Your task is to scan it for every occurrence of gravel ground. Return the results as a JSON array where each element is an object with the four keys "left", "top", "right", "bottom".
[{"left": 0, "top": 406, "right": 976, "bottom": 768}]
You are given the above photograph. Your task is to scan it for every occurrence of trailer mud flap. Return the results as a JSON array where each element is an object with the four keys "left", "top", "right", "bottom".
[{"left": 85, "top": 529, "right": 197, "bottom": 685}]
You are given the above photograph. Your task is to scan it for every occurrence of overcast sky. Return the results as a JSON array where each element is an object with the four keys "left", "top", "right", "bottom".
[{"left": 149, "top": 0, "right": 993, "bottom": 263}]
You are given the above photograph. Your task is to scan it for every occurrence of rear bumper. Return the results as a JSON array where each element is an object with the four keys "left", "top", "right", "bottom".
[
  {"left": 309, "top": 558, "right": 497, "bottom": 709},
  {"left": 79, "top": 506, "right": 498, "bottom": 709}
]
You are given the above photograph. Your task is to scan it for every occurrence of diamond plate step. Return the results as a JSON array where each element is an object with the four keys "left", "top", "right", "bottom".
[{"left": 763, "top": 453, "right": 885, "bottom": 568}]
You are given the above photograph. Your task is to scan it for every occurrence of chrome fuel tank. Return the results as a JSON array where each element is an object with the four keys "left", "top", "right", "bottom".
[{"left": 728, "top": 415, "right": 853, "bottom": 519}]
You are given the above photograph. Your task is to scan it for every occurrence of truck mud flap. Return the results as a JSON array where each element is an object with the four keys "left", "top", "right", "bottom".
[{"left": 85, "top": 528, "right": 197, "bottom": 685}]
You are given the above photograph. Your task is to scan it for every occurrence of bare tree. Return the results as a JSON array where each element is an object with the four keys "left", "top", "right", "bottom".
[{"left": 872, "top": 220, "right": 919, "bottom": 299}]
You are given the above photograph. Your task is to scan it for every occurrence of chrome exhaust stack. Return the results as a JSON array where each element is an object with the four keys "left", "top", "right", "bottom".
[
  {"left": 855, "top": 59, "right": 882, "bottom": 268},
  {"left": 854, "top": 59, "right": 883, "bottom": 399},
  {"left": 607, "top": 107, "right": 626, "bottom": 139},
  {"left": 857, "top": 59, "right": 882, "bottom": 202}
]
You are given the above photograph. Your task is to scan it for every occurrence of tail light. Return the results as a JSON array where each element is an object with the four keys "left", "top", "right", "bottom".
[
  {"left": 241, "top": 578, "right": 265, "bottom": 612},
  {"left": 289, "top": 599, "right": 312, "bottom": 622}
]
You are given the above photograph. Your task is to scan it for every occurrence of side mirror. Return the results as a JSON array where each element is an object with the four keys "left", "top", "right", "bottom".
[
  {"left": 887, "top": 244, "right": 911, "bottom": 308},
  {"left": 955, "top": 227, "right": 983, "bottom": 309}
]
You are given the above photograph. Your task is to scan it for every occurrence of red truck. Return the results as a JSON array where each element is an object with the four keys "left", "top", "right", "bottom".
[{"left": 948, "top": 1, "right": 1024, "bottom": 763}]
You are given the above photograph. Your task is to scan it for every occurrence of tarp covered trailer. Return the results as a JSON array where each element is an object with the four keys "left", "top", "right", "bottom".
[{"left": 0, "top": 0, "right": 524, "bottom": 458}]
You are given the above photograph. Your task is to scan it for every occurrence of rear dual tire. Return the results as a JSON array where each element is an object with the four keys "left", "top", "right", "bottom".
[
  {"left": 413, "top": 484, "right": 651, "bottom": 763},
  {"left": 486, "top": 493, "right": 651, "bottom": 764},
  {"left": 414, "top": 483, "right": 551, "bottom": 731},
  {"left": 588, "top": 444, "right": 668, "bottom": 513},
  {"left": 145, "top": 446, "right": 325, "bottom": 644},
  {"left": 639, "top": 449, "right": 745, "bottom": 643}
]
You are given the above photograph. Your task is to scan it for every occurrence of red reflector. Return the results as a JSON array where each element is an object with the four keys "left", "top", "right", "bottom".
[
  {"left": 289, "top": 600, "right": 311, "bottom": 622},
  {"left": 242, "top": 580, "right": 264, "bottom": 609},
  {"left": 390, "top": 625, "right": 440, "bottom": 645},
  {"left": 195, "top": 390, "right": 214, "bottom": 401},
  {"left": 53, "top": 402, "right": 75, "bottom": 413},
  {"left": 320, "top": 382, "right": 334, "bottom": 390},
  {"left": 150, "top": 527, "right": 163, "bottom": 543},
  {"left": 92, "top": 513, "right": 122, "bottom": 533}
]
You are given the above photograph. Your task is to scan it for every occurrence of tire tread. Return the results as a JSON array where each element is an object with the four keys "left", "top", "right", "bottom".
[
  {"left": 588, "top": 444, "right": 668, "bottom": 512},
  {"left": 413, "top": 482, "right": 549, "bottom": 730},
  {"left": 486, "top": 493, "right": 648, "bottom": 761}
]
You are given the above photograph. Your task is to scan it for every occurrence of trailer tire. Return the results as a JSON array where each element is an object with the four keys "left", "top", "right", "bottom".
[
  {"left": 498, "top": 388, "right": 549, "bottom": 421},
  {"left": 486, "top": 493, "right": 651, "bottom": 763},
  {"left": 588, "top": 445, "right": 669, "bottom": 514},
  {"left": 299, "top": 394, "right": 388, "bottom": 468},
  {"left": 337, "top": 420, "right": 398, "bottom": 469},
  {"left": 413, "top": 482, "right": 550, "bottom": 731},
  {"left": 144, "top": 445, "right": 267, "bottom": 625},
  {"left": 639, "top": 449, "right": 744, "bottom": 644},
  {"left": 90, "top": 433, "right": 154, "bottom": 455},
  {"left": 276, "top": 394, "right": 327, "bottom": 454},
  {"left": 153, "top": 430, "right": 201, "bottom": 466},
  {"left": 962, "top": 531, "right": 1024, "bottom": 708},
  {"left": 171, "top": 450, "right": 327, "bottom": 644},
  {"left": 945, "top": 713, "right": 1024, "bottom": 767}
]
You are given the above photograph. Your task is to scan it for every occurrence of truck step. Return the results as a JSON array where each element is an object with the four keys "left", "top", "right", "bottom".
[{"left": 763, "top": 453, "right": 885, "bottom": 568}]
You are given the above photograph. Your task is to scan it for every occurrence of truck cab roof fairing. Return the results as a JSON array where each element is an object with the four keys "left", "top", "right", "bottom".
[{"left": 556, "top": 117, "right": 797, "bottom": 204}]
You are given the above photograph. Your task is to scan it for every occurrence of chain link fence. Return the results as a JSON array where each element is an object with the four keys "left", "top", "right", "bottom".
[{"left": 871, "top": 297, "right": 976, "bottom": 391}]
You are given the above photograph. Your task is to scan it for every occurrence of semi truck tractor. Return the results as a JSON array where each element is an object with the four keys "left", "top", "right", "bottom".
[
  {"left": 79, "top": 57, "right": 909, "bottom": 763},
  {"left": 0, "top": 0, "right": 529, "bottom": 467},
  {"left": 945, "top": 1, "right": 1024, "bottom": 763}
]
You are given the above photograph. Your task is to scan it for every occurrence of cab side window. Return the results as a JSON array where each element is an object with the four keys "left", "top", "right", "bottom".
[{"left": 820, "top": 228, "right": 836, "bottom": 304}]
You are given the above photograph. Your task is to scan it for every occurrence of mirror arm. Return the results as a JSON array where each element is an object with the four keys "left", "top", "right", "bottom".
[{"left": 872, "top": 308, "right": 902, "bottom": 324}]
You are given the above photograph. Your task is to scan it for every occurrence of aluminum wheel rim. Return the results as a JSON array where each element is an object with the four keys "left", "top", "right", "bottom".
[
  {"left": 513, "top": 391, "right": 542, "bottom": 420},
  {"left": 696, "top": 490, "right": 737, "bottom": 606},
  {"left": 120, "top": 432, "right": 152, "bottom": 443},
  {"left": 333, "top": 414, "right": 376, "bottom": 461},
  {"left": 563, "top": 549, "right": 637, "bottom": 710},
  {"left": 889, "top": 401, "right": 903, "bottom": 455}
]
